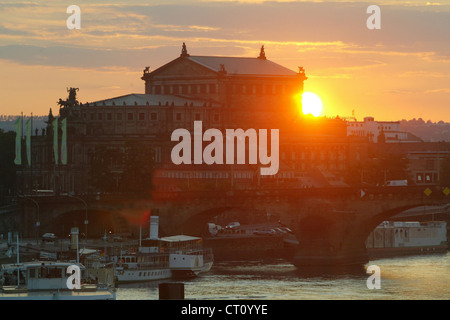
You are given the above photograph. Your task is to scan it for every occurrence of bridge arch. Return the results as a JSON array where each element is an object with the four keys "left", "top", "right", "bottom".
[{"left": 292, "top": 201, "right": 449, "bottom": 268}]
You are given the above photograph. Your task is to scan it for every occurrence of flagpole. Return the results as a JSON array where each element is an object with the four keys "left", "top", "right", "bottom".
[
  {"left": 30, "top": 113, "right": 33, "bottom": 194},
  {"left": 16, "top": 233, "right": 20, "bottom": 288},
  {"left": 21, "top": 112, "right": 24, "bottom": 194},
  {"left": 139, "top": 224, "right": 142, "bottom": 249}
]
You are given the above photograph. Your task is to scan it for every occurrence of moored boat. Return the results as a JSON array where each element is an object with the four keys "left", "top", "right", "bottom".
[
  {"left": 113, "top": 216, "right": 213, "bottom": 283},
  {"left": 0, "top": 261, "right": 116, "bottom": 300},
  {"left": 203, "top": 221, "right": 297, "bottom": 261},
  {"left": 366, "top": 220, "right": 448, "bottom": 258}
]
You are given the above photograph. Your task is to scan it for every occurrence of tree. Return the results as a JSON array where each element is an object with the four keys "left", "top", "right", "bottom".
[{"left": 0, "top": 129, "right": 16, "bottom": 203}]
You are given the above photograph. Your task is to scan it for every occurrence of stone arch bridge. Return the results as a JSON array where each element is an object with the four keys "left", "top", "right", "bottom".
[{"left": 3, "top": 186, "right": 449, "bottom": 267}]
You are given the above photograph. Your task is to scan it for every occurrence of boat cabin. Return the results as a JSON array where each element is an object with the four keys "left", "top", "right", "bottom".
[
  {"left": 1, "top": 261, "right": 87, "bottom": 291},
  {"left": 139, "top": 235, "right": 203, "bottom": 254}
]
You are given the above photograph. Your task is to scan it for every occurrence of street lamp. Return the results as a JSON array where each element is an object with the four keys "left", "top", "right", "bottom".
[{"left": 68, "top": 195, "right": 88, "bottom": 247}]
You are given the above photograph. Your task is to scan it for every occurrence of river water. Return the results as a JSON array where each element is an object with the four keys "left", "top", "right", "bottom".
[{"left": 114, "top": 252, "right": 449, "bottom": 300}]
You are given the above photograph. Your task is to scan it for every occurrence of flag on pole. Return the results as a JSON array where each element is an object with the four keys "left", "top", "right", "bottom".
[
  {"left": 14, "top": 117, "right": 22, "bottom": 165},
  {"left": 25, "top": 117, "right": 32, "bottom": 166},
  {"left": 53, "top": 117, "right": 58, "bottom": 164},
  {"left": 61, "top": 118, "right": 67, "bottom": 165}
]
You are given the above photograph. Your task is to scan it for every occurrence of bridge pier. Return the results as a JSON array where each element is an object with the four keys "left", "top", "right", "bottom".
[{"left": 289, "top": 209, "right": 370, "bottom": 268}]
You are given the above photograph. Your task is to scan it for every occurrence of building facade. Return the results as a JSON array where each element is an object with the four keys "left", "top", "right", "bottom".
[
  {"left": 18, "top": 45, "right": 367, "bottom": 195},
  {"left": 347, "top": 116, "right": 422, "bottom": 143},
  {"left": 407, "top": 151, "right": 450, "bottom": 185}
]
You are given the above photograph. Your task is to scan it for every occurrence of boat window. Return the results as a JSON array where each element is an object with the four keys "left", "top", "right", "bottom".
[
  {"left": 40, "top": 265, "right": 47, "bottom": 278},
  {"left": 29, "top": 268, "right": 36, "bottom": 278}
]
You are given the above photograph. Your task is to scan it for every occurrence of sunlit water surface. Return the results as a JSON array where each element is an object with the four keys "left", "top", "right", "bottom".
[{"left": 115, "top": 252, "right": 450, "bottom": 300}]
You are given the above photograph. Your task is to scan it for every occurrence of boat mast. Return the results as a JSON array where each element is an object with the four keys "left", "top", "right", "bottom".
[{"left": 16, "top": 233, "right": 20, "bottom": 287}]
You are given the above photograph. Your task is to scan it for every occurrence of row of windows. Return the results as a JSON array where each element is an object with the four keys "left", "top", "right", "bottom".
[
  {"left": 160, "top": 172, "right": 250, "bottom": 179},
  {"left": 136, "top": 271, "right": 168, "bottom": 277},
  {"left": 159, "top": 171, "right": 303, "bottom": 179},
  {"left": 282, "top": 151, "right": 346, "bottom": 161},
  {"left": 151, "top": 84, "right": 217, "bottom": 95},
  {"left": 29, "top": 267, "right": 64, "bottom": 279},
  {"left": 348, "top": 123, "right": 396, "bottom": 130},
  {"left": 416, "top": 172, "right": 438, "bottom": 183},
  {"left": 149, "top": 83, "right": 295, "bottom": 95},
  {"left": 85, "top": 112, "right": 221, "bottom": 122},
  {"left": 87, "top": 112, "right": 158, "bottom": 121}
]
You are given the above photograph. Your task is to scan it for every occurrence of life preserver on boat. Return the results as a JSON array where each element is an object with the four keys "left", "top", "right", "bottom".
[{"left": 160, "top": 247, "right": 165, "bottom": 253}]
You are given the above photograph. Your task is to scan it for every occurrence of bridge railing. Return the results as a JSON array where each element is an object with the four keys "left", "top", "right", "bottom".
[{"left": 12, "top": 185, "right": 449, "bottom": 205}]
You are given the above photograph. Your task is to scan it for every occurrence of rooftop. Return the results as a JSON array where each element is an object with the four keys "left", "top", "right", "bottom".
[
  {"left": 84, "top": 94, "right": 217, "bottom": 107},
  {"left": 160, "top": 235, "right": 202, "bottom": 242},
  {"left": 187, "top": 55, "right": 298, "bottom": 76}
]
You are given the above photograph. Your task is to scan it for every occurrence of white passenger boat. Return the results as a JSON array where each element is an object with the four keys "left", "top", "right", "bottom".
[
  {"left": 0, "top": 261, "right": 116, "bottom": 300},
  {"left": 366, "top": 220, "right": 448, "bottom": 258},
  {"left": 113, "top": 216, "right": 213, "bottom": 283}
]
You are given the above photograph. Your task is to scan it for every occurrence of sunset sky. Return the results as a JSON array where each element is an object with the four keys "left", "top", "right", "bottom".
[{"left": 0, "top": 0, "right": 449, "bottom": 122}]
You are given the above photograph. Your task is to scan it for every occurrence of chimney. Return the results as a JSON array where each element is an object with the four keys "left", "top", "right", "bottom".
[
  {"left": 149, "top": 216, "right": 159, "bottom": 240},
  {"left": 70, "top": 227, "right": 79, "bottom": 250}
]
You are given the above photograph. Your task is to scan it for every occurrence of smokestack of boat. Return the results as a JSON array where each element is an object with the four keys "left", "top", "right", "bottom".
[
  {"left": 70, "top": 227, "right": 79, "bottom": 250},
  {"left": 150, "top": 216, "right": 159, "bottom": 240}
]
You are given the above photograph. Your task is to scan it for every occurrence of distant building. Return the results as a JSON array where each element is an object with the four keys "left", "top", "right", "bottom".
[
  {"left": 371, "top": 142, "right": 450, "bottom": 186},
  {"left": 347, "top": 116, "right": 422, "bottom": 143},
  {"left": 407, "top": 151, "right": 450, "bottom": 185}
]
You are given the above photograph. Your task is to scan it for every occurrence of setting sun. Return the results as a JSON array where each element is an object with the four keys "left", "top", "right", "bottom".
[{"left": 302, "top": 92, "right": 323, "bottom": 117}]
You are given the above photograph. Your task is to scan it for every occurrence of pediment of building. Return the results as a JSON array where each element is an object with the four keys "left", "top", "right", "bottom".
[{"left": 145, "top": 57, "right": 218, "bottom": 80}]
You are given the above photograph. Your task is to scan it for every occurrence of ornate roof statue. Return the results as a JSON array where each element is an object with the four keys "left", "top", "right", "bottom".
[
  {"left": 219, "top": 64, "right": 227, "bottom": 75},
  {"left": 180, "top": 42, "right": 190, "bottom": 57},
  {"left": 58, "top": 87, "right": 80, "bottom": 108},
  {"left": 46, "top": 108, "right": 54, "bottom": 124},
  {"left": 297, "top": 66, "right": 308, "bottom": 81},
  {"left": 258, "top": 45, "right": 267, "bottom": 60}
]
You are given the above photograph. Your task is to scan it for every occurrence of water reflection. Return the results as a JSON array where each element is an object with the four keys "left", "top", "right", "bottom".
[
  {"left": 294, "top": 264, "right": 368, "bottom": 279},
  {"left": 115, "top": 253, "right": 450, "bottom": 300}
]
